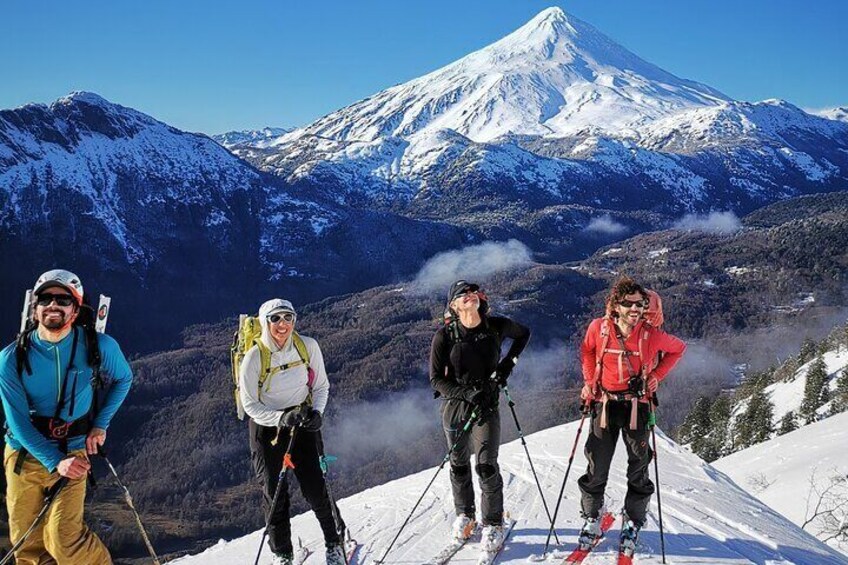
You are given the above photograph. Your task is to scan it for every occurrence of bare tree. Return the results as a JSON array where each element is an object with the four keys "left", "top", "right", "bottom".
[{"left": 803, "top": 468, "right": 848, "bottom": 550}]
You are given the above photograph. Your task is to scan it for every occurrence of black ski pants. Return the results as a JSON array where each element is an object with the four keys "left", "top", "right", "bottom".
[
  {"left": 249, "top": 420, "right": 344, "bottom": 556},
  {"left": 442, "top": 400, "right": 504, "bottom": 526},
  {"left": 577, "top": 400, "right": 654, "bottom": 526}
]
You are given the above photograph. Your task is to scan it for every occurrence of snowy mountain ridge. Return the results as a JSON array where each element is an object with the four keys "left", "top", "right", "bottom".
[
  {"left": 172, "top": 421, "right": 847, "bottom": 564},
  {"left": 813, "top": 107, "right": 848, "bottom": 123},
  {"left": 212, "top": 126, "right": 292, "bottom": 148},
  {"left": 0, "top": 91, "right": 471, "bottom": 349}
]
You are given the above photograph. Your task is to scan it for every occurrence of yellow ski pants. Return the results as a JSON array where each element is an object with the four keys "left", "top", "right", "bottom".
[{"left": 4, "top": 446, "right": 111, "bottom": 565}]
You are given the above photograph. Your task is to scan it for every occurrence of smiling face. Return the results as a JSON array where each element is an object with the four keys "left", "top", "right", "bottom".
[
  {"left": 615, "top": 292, "right": 646, "bottom": 329},
  {"left": 266, "top": 311, "right": 295, "bottom": 347},
  {"left": 34, "top": 286, "right": 78, "bottom": 331},
  {"left": 451, "top": 290, "right": 481, "bottom": 315}
]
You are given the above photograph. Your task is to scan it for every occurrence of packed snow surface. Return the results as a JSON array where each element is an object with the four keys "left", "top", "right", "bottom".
[{"left": 173, "top": 420, "right": 845, "bottom": 564}]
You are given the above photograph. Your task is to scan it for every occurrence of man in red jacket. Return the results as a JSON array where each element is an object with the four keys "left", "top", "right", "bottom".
[{"left": 576, "top": 276, "right": 685, "bottom": 554}]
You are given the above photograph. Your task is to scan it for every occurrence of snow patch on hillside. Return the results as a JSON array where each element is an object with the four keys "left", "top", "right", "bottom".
[{"left": 715, "top": 411, "right": 848, "bottom": 557}]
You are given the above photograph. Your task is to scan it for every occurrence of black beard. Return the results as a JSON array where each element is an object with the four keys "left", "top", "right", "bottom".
[{"left": 40, "top": 311, "right": 68, "bottom": 330}]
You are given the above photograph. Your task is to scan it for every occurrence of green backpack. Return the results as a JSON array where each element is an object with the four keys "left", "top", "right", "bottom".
[{"left": 230, "top": 314, "right": 314, "bottom": 420}]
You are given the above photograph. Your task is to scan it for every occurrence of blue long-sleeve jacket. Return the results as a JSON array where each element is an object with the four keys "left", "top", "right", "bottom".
[{"left": 0, "top": 327, "right": 133, "bottom": 472}]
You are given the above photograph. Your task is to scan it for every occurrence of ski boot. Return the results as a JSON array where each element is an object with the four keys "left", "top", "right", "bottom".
[
  {"left": 325, "top": 542, "right": 346, "bottom": 565},
  {"left": 577, "top": 515, "right": 603, "bottom": 550},
  {"left": 619, "top": 518, "right": 641, "bottom": 558},
  {"left": 271, "top": 553, "right": 294, "bottom": 565},
  {"left": 451, "top": 513, "right": 477, "bottom": 540},
  {"left": 480, "top": 523, "right": 506, "bottom": 552}
]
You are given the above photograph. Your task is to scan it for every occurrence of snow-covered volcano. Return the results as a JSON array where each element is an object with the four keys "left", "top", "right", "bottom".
[
  {"left": 281, "top": 7, "right": 727, "bottom": 144},
  {"left": 232, "top": 8, "right": 847, "bottom": 222},
  {"left": 172, "top": 421, "right": 845, "bottom": 564}
]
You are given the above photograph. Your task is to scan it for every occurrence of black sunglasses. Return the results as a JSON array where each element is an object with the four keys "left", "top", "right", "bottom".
[
  {"left": 618, "top": 299, "right": 646, "bottom": 308},
  {"left": 267, "top": 312, "right": 295, "bottom": 324},
  {"left": 36, "top": 293, "right": 76, "bottom": 307}
]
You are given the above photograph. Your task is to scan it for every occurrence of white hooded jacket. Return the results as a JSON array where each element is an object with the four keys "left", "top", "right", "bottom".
[{"left": 238, "top": 302, "right": 330, "bottom": 427}]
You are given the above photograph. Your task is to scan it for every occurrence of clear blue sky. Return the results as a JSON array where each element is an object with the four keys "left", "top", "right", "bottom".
[{"left": 2, "top": 0, "right": 845, "bottom": 134}]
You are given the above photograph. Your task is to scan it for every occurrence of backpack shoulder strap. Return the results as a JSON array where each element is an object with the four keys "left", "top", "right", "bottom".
[
  {"left": 292, "top": 333, "right": 316, "bottom": 391},
  {"left": 15, "top": 327, "right": 35, "bottom": 378},
  {"left": 254, "top": 339, "right": 275, "bottom": 399},
  {"left": 592, "top": 318, "right": 613, "bottom": 385},
  {"left": 292, "top": 332, "right": 310, "bottom": 366}
]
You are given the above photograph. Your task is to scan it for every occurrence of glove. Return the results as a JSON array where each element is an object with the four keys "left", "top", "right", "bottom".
[
  {"left": 646, "top": 375, "right": 659, "bottom": 394},
  {"left": 494, "top": 357, "right": 515, "bottom": 387},
  {"left": 280, "top": 406, "right": 307, "bottom": 428},
  {"left": 301, "top": 409, "right": 323, "bottom": 432},
  {"left": 580, "top": 383, "right": 597, "bottom": 401},
  {"left": 463, "top": 388, "right": 494, "bottom": 412}
]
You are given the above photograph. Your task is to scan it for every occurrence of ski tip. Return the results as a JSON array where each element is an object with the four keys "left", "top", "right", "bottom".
[{"left": 617, "top": 555, "right": 633, "bottom": 565}]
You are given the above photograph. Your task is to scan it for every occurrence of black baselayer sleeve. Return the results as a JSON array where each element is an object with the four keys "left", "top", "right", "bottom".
[
  {"left": 430, "top": 329, "right": 465, "bottom": 399},
  {"left": 492, "top": 316, "right": 531, "bottom": 361}
]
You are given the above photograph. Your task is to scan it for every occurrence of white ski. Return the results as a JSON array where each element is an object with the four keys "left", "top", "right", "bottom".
[
  {"left": 476, "top": 519, "right": 516, "bottom": 565},
  {"left": 424, "top": 536, "right": 473, "bottom": 565}
]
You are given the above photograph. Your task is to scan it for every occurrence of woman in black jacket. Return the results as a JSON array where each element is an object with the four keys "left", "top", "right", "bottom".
[{"left": 429, "top": 280, "right": 530, "bottom": 552}]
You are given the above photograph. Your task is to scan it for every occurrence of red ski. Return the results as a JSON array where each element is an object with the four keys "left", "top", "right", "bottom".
[
  {"left": 562, "top": 512, "right": 616, "bottom": 563},
  {"left": 617, "top": 555, "right": 633, "bottom": 565}
]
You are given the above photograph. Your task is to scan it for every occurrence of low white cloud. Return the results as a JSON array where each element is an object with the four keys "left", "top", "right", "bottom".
[
  {"left": 584, "top": 214, "right": 628, "bottom": 235},
  {"left": 673, "top": 211, "right": 741, "bottom": 234},
  {"left": 410, "top": 239, "right": 533, "bottom": 295}
]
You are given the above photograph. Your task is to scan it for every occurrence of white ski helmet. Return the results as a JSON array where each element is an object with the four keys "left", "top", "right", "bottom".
[{"left": 33, "top": 269, "right": 84, "bottom": 305}]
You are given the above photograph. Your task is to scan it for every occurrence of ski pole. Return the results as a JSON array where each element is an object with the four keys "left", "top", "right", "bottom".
[
  {"left": 375, "top": 408, "right": 480, "bottom": 564},
  {"left": 317, "top": 431, "right": 352, "bottom": 565},
  {"left": 499, "top": 384, "right": 560, "bottom": 545},
  {"left": 97, "top": 450, "right": 161, "bottom": 565},
  {"left": 543, "top": 401, "right": 591, "bottom": 558},
  {"left": 0, "top": 477, "right": 68, "bottom": 565},
  {"left": 649, "top": 397, "right": 666, "bottom": 564},
  {"left": 255, "top": 426, "right": 298, "bottom": 565}
]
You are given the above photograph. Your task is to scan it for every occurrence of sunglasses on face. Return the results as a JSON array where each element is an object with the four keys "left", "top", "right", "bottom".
[
  {"left": 36, "top": 293, "right": 76, "bottom": 307},
  {"left": 267, "top": 312, "right": 295, "bottom": 324},
  {"left": 618, "top": 299, "right": 646, "bottom": 308}
]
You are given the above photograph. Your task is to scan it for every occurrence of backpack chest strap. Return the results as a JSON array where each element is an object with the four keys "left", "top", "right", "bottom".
[{"left": 602, "top": 347, "right": 641, "bottom": 384}]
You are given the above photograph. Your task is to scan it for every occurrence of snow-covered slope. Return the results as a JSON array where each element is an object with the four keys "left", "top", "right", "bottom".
[
  {"left": 735, "top": 347, "right": 848, "bottom": 428},
  {"left": 173, "top": 422, "right": 845, "bottom": 564},
  {"left": 714, "top": 411, "right": 848, "bottom": 557}
]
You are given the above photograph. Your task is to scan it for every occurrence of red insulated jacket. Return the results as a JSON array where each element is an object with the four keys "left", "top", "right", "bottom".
[{"left": 581, "top": 317, "right": 686, "bottom": 394}]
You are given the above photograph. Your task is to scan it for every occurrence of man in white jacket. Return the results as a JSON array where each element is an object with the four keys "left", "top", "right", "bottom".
[{"left": 240, "top": 298, "right": 345, "bottom": 565}]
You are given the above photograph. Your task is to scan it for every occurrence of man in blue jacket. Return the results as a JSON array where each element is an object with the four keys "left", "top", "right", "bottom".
[{"left": 0, "top": 269, "right": 133, "bottom": 565}]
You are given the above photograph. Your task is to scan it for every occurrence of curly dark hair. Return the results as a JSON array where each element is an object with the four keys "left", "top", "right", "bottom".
[{"left": 605, "top": 276, "right": 647, "bottom": 317}]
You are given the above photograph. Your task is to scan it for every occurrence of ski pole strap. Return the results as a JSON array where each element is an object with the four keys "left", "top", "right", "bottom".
[
  {"left": 648, "top": 410, "right": 657, "bottom": 428},
  {"left": 501, "top": 386, "right": 516, "bottom": 407},
  {"left": 319, "top": 454, "right": 338, "bottom": 474}
]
